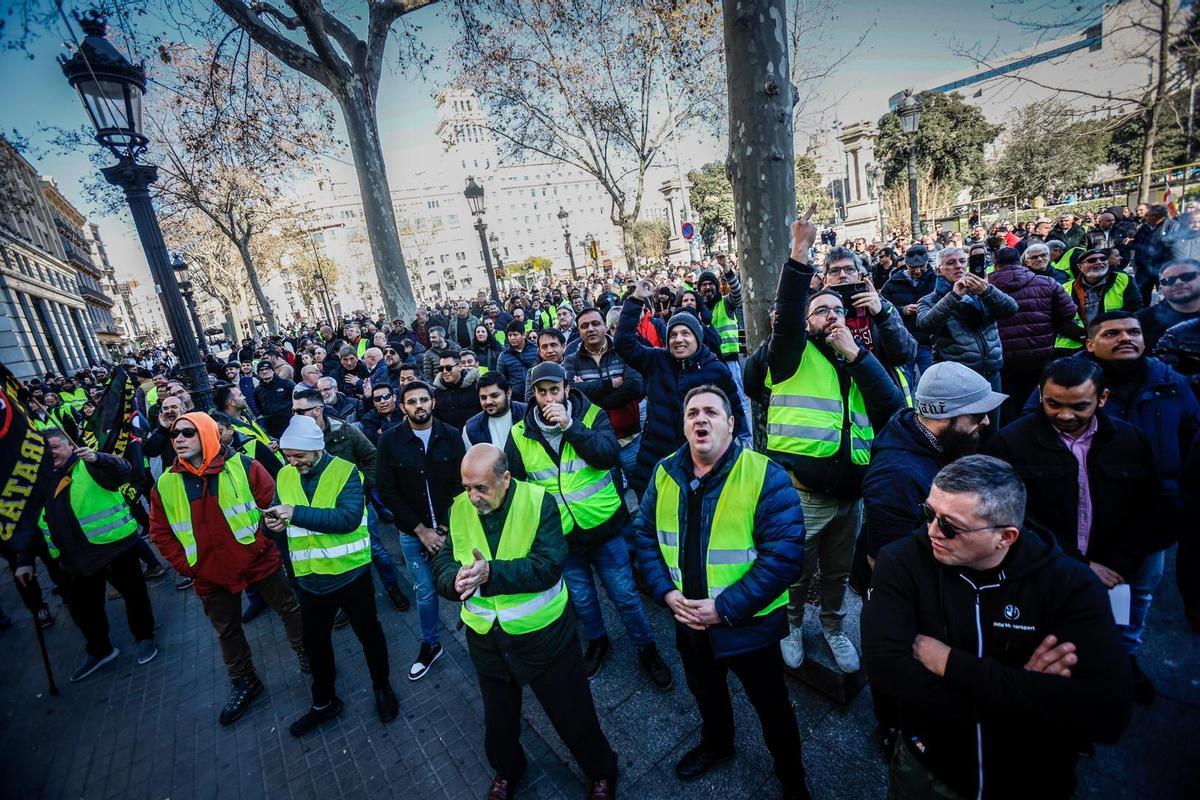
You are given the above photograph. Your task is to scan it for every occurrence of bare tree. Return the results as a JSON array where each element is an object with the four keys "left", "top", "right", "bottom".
[
  {"left": 954, "top": 0, "right": 1189, "bottom": 202},
  {"left": 451, "top": 0, "right": 722, "bottom": 267},
  {"left": 786, "top": 0, "right": 875, "bottom": 137}
]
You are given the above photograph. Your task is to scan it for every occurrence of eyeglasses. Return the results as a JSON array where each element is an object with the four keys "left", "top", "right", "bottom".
[
  {"left": 825, "top": 266, "right": 859, "bottom": 277},
  {"left": 920, "top": 502, "right": 1007, "bottom": 539},
  {"left": 172, "top": 428, "right": 198, "bottom": 440},
  {"left": 807, "top": 307, "right": 847, "bottom": 319},
  {"left": 373, "top": 393, "right": 394, "bottom": 403},
  {"left": 1026, "top": 253, "right": 1049, "bottom": 260},
  {"left": 1161, "top": 272, "right": 1199, "bottom": 287}
]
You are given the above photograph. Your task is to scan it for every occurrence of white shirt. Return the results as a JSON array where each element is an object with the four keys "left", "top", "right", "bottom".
[
  {"left": 413, "top": 426, "right": 433, "bottom": 451},
  {"left": 461, "top": 412, "right": 515, "bottom": 449}
]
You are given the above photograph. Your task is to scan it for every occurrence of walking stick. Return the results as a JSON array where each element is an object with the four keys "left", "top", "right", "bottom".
[{"left": 32, "top": 610, "right": 59, "bottom": 695}]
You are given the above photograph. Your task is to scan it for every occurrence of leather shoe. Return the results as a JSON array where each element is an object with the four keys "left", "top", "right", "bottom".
[
  {"left": 674, "top": 744, "right": 735, "bottom": 782},
  {"left": 587, "top": 772, "right": 617, "bottom": 799},
  {"left": 485, "top": 775, "right": 515, "bottom": 800},
  {"left": 375, "top": 686, "right": 399, "bottom": 723}
]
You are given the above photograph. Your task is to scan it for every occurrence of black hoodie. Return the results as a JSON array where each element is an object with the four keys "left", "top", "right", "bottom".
[{"left": 862, "top": 527, "right": 1132, "bottom": 799}]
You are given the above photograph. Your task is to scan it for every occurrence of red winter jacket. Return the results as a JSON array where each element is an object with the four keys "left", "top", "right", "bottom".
[
  {"left": 149, "top": 418, "right": 280, "bottom": 596},
  {"left": 988, "top": 265, "right": 1078, "bottom": 371}
]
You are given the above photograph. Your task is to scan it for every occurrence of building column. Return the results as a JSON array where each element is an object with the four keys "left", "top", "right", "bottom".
[{"left": 0, "top": 283, "right": 41, "bottom": 380}]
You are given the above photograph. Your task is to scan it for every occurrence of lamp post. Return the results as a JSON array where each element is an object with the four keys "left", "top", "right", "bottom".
[
  {"left": 60, "top": 13, "right": 213, "bottom": 410},
  {"left": 899, "top": 89, "right": 922, "bottom": 238},
  {"left": 464, "top": 176, "right": 500, "bottom": 302},
  {"left": 867, "top": 162, "right": 886, "bottom": 239},
  {"left": 488, "top": 230, "right": 506, "bottom": 292},
  {"left": 557, "top": 206, "right": 578, "bottom": 280},
  {"left": 302, "top": 223, "right": 341, "bottom": 324},
  {"left": 171, "top": 252, "right": 206, "bottom": 347}
]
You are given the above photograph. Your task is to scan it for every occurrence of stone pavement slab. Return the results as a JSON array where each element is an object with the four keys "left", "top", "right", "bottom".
[{"left": 0, "top": 533, "right": 1195, "bottom": 799}]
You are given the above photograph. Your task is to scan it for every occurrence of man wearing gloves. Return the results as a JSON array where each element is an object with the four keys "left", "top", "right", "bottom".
[{"left": 264, "top": 415, "right": 398, "bottom": 737}]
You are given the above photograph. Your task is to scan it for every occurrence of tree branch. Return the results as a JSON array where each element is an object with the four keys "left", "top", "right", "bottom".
[{"left": 212, "top": 0, "right": 330, "bottom": 86}]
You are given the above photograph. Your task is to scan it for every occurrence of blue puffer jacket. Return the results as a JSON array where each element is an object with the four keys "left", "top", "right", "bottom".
[
  {"left": 916, "top": 277, "right": 1018, "bottom": 378},
  {"left": 633, "top": 442, "right": 806, "bottom": 659},
  {"left": 496, "top": 343, "right": 539, "bottom": 398},
  {"left": 614, "top": 297, "right": 747, "bottom": 494}
]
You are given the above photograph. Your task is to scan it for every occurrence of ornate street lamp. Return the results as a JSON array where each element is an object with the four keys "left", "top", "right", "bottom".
[
  {"left": 60, "top": 12, "right": 212, "bottom": 409},
  {"left": 488, "top": 230, "right": 506, "bottom": 291},
  {"left": 464, "top": 176, "right": 500, "bottom": 301},
  {"left": 557, "top": 206, "right": 578, "bottom": 279},
  {"left": 898, "top": 89, "right": 922, "bottom": 238},
  {"left": 171, "top": 252, "right": 206, "bottom": 346}
]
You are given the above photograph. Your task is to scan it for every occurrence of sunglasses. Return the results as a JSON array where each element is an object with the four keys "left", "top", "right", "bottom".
[
  {"left": 384, "top": 348, "right": 398, "bottom": 355},
  {"left": 172, "top": 428, "right": 198, "bottom": 440},
  {"left": 920, "top": 502, "right": 1003, "bottom": 539},
  {"left": 439, "top": 364, "right": 458, "bottom": 371},
  {"left": 1161, "top": 272, "right": 1199, "bottom": 287},
  {"left": 373, "top": 393, "right": 394, "bottom": 402}
]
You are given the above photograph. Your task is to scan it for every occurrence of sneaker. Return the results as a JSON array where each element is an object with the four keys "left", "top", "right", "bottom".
[
  {"left": 409, "top": 642, "right": 444, "bottom": 681},
  {"left": 583, "top": 636, "right": 610, "bottom": 680},
  {"left": 637, "top": 643, "right": 674, "bottom": 691},
  {"left": 780, "top": 627, "right": 805, "bottom": 668},
  {"left": 1131, "top": 656, "right": 1156, "bottom": 704},
  {"left": 36, "top": 607, "right": 54, "bottom": 629},
  {"left": 333, "top": 609, "right": 350, "bottom": 628},
  {"left": 175, "top": 576, "right": 193, "bottom": 590},
  {"left": 241, "top": 593, "right": 268, "bottom": 623},
  {"left": 136, "top": 639, "right": 159, "bottom": 665},
  {"left": 824, "top": 629, "right": 861, "bottom": 673},
  {"left": 70, "top": 647, "right": 120, "bottom": 682},
  {"left": 387, "top": 584, "right": 411, "bottom": 612},
  {"left": 220, "top": 675, "right": 264, "bottom": 726},
  {"left": 288, "top": 696, "right": 343, "bottom": 737},
  {"left": 298, "top": 649, "right": 312, "bottom": 675},
  {"left": 142, "top": 563, "right": 166, "bottom": 580},
  {"left": 375, "top": 685, "right": 399, "bottom": 722}
]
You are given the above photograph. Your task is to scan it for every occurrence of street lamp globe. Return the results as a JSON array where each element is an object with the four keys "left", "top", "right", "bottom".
[
  {"left": 557, "top": 206, "right": 569, "bottom": 230},
  {"left": 898, "top": 90, "right": 921, "bottom": 136},
  {"left": 59, "top": 12, "right": 147, "bottom": 160},
  {"left": 464, "top": 176, "right": 486, "bottom": 216}
]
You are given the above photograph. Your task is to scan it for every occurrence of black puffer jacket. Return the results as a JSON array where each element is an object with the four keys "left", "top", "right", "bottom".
[
  {"left": 863, "top": 528, "right": 1132, "bottom": 800},
  {"left": 986, "top": 264, "right": 1078, "bottom": 371},
  {"left": 432, "top": 367, "right": 481, "bottom": 430},
  {"left": 1154, "top": 317, "right": 1200, "bottom": 397}
]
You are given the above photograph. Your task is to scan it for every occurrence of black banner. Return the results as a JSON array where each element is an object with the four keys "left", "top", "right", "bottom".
[
  {"left": 86, "top": 365, "right": 134, "bottom": 456},
  {"left": 0, "top": 363, "right": 53, "bottom": 544}
]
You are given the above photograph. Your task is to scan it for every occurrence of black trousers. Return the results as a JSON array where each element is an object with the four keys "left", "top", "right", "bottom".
[
  {"left": 1, "top": 537, "right": 67, "bottom": 615},
  {"left": 63, "top": 548, "right": 156, "bottom": 658},
  {"left": 479, "top": 639, "right": 617, "bottom": 783},
  {"left": 676, "top": 624, "right": 806, "bottom": 792},
  {"left": 297, "top": 569, "right": 390, "bottom": 706}
]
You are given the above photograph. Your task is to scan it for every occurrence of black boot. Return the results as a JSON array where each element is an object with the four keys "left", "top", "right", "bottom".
[
  {"left": 220, "top": 675, "right": 264, "bottom": 726},
  {"left": 638, "top": 642, "right": 673, "bottom": 691},
  {"left": 289, "top": 697, "right": 344, "bottom": 737},
  {"left": 583, "top": 636, "right": 610, "bottom": 680},
  {"left": 375, "top": 685, "right": 399, "bottom": 722}
]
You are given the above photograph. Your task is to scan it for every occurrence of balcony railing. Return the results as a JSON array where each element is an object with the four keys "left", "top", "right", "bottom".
[{"left": 79, "top": 285, "right": 115, "bottom": 307}]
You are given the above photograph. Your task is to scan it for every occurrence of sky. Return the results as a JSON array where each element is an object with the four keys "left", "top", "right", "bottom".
[{"left": 0, "top": 0, "right": 1088, "bottom": 288}]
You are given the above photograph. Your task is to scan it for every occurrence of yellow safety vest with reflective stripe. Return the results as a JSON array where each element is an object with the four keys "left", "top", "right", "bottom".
[
  {"left": 232, "top": 418, "right": 285, "bottom": 464},
  {"left": 38, "top": 459, "right": 138, "bottom": 549},
  {"left": 511, "top": 404, "right": 623, "bottom": 535},
  {"left": 59, "top": 387, "right": 87, "bottom": 414},
  {"left": 156, "top": 454, "right": 261, "bottom": 567},
  {"left": 894, "top": 366, "right": 914, "bottom": 409},
  {"left": 652, "top": 449, "right": 786, "bottom": 615},
  {"left": 1054, "top": 272, "right": 1131, "bottom": 351},
  {"left": 276, "top": 456, "right": 370, "bottom": 577},
  {"left": 539, "top": 305, "right": 558, "bottom": 330},
  {"left": 764, "top": 347, "right": 874, "bottom": 465},
  {"left": 355, "top": 338, "right": 368, "bottom": 358},
  {"left": 710, "top": 298, "right": 740, "bottom": 357},
  {"left": 450, "top": 480, "right": 569, "bottom": 635}
]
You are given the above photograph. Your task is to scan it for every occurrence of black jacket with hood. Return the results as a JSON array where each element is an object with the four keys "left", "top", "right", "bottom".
[{"left": 862, "top": 528, "right": 1132, "bottom": 800}]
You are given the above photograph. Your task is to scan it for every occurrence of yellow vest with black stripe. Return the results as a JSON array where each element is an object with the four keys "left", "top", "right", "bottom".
[
  {"left": 276, "top": 457, "right": 370, "bottom": 576},
  {"left": 232, "top": 417, "right": 285, "bottom": 464},
  {"left": 511, "top": 404, "right": 623, "bottom": 535},
  {"left": 1054, "top": 271, "right": 1131, "bottom": 351},
  {"left": 156, "top": 454, "right": 261, "bottom": 567},
  {"left": 653, "top": 448, "right": 786, "bottom": 614},
  {"left": 710, "top": 298, "right": 740, "bottom": 357},
  {"left": 764, "top": 347, "right": 874, "bottom": 465},
  {"left": 450, "top": 480, "right": 569, "bottom": 635},
  {"left": 38, "top": 459, "right": 138, "bottom": 550}
]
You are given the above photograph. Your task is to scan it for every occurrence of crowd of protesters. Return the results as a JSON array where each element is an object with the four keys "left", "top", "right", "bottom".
[{"left": 5, "top": 198, "right": 1199, "bottom": 800}]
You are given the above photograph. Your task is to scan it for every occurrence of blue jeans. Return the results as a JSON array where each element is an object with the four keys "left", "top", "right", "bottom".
[
  {"left": 562, "top": 532, "right": 654, "bottom": 648},
  {"left": 1122, "top": 549, "right": 1165, "bottom": 654},
  {"left": 367, "top": 505, "right": 401, "bottom": 590},
  {"left": 398, "top": 532, "right": 440, "bottom": 646}
]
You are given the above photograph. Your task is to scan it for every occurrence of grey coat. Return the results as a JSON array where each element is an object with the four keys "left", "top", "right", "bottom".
[{"left": 916, "top": 277, "right": 1018, "bottom": 377}]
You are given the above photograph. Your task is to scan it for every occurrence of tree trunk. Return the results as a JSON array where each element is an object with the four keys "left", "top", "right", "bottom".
[
  {"left": 723, "top": 0, "right": 794, "bottom": 356},
  {"left": 236, "top": 238, "right": 278, "bottom": 334},
  {"left": 620, "top": 221, "right": 639, "bottom": 272},
  {"left": 1138, "top": 0, "right": 1173, "bottom": 204},
  {"left": 336, "top": 82, "right": 416, "bottom": 322}
]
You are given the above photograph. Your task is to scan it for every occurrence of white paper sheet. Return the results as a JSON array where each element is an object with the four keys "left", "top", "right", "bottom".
[{"left": 1109, "top": 583, "right": 1131, "bottom": 626}]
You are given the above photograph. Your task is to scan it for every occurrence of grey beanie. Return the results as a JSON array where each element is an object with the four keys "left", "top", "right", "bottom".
[{"left": 665, "top": 312, "right": 703, "bottom": 345}]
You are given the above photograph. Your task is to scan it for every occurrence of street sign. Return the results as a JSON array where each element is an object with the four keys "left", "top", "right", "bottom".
[{"left": 681, "top": 222, "right": 695, "bottom": 240}]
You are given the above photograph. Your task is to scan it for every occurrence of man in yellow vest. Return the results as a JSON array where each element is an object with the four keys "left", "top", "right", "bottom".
[
  {"left": 149, "top": 412, "right": 306, "bottom": 726},
  {"left": 632, "top": 386, "right": 810, "bottom": 798},
  {"left": 744, "top": 214, "right": 905, "bottom": 675},
  {"left": 1055, "top": 248, "right": 1143, "bottom": 351},
  {"left": 505, "top": 362, "right": 673, "bottom": 689},
  {"left": 264, "top": 415, "right": 397, "bottom": 737},
  {"left": 15, "top": 428, "right": 157, "bottom": 682},
  {"left": 214, "top": 384, "right": 284, "bottom": 478},
  {"left": 432, "top": 444, "right": 617, "bottom": 800}
]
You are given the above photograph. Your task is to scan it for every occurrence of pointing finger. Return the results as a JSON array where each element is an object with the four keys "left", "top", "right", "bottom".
[{"left": 802, "top": 203, "right": 816, "bottom": 223}]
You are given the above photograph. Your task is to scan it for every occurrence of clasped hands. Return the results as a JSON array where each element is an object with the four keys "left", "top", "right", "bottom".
[
  {"left": 455, "top": 547, "right": 491, "bottom": 601},
  {"left": 665, "top": 589, "right": 721, "bottom": 630}
]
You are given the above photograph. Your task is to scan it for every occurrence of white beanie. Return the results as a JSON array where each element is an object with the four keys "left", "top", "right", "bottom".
[{"left": 279, "top": 415, "right": 325, "bottom": 451}]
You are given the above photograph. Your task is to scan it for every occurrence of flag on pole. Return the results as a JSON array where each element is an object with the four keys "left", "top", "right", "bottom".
[
  {"left": 0, "top": 363, "right": 54, "bottom": 547},
  {"left": 85, "top": 365, "right": 135, "bottom": 456},
  {"left": 1164, "top": 174, "right": 1179, "bottom": 219}
]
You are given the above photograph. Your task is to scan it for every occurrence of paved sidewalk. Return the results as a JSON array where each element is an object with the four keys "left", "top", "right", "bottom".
[{"left": 0, "top": 534, "right": 1195, "bottom": 799}]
